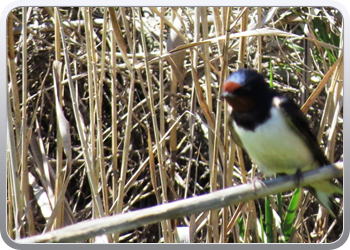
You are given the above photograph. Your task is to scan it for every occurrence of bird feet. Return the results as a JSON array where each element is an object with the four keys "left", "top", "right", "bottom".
[
  {"left": 250, "top": 172, "right": 265, "bottom": 193},
  {"left": 293, "top": 168, "right": 303, "bottom": 188}
]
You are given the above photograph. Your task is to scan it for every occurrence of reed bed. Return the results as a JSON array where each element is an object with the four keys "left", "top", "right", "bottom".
[{"left": 7, "top": 7, "right": 343, "bottom": 243}]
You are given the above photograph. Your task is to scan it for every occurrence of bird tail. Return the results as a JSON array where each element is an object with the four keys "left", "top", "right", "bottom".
[{"left": 307, "top": 180, "right": 343, "bottom": 218}]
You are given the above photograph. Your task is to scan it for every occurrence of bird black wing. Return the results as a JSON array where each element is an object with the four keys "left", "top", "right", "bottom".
[
  {"left": 278, "top": 96, "right": 330, "bottom": 166},
  {"left": 279, "top": 96, "right": 344, "bottom": 218}
]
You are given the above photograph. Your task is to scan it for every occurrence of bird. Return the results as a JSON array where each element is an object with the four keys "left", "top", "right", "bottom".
[{"left": 221, "top": 68, "right": 342, "bottom": 218}]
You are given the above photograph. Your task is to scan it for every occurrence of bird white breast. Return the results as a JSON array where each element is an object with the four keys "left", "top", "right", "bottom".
[{"left": 233, "top": 101, "right": 317, "bottom": 176}]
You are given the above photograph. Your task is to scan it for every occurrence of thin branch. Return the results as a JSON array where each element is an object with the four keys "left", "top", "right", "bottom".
[{"left": 18, "top": 163, "right": 343, "bottom": 243}]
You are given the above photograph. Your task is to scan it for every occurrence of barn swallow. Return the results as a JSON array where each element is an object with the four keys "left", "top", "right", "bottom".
[{"left": 221, "top": 68, "right": 342, "bottom": 218}]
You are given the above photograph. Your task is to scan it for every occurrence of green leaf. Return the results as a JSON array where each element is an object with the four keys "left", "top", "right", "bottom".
[
  {"left": 265, "top": 196, "right": 274, "bottom": 243},
  {"left": 276, "top": 192, "right": 284, "bottom": 224},
  {"left": 238, "top": 216, "right": 245, "bottom": 240},
  {"left": 281, "top": 188, "right": 301, "bottom": 242},
  {"left": 312, "top": 17, "right": 339, "bottom": 64}
]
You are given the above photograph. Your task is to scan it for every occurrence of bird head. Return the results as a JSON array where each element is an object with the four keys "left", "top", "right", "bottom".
[{"left": 221, "top": 69, "right": 270, "bottom": 113}]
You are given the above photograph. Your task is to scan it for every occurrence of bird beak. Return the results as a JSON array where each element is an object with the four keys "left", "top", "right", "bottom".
[
  {"left": 220, "top": 91, "right": 234, "bottom": 100},
  {"left": 220, "top": 92, "right": 229, "bottom": 100}
]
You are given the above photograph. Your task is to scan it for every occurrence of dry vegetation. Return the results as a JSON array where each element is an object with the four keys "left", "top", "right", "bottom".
[{"left": 7, "top": 7, "right": 343, "bottom": 243}]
